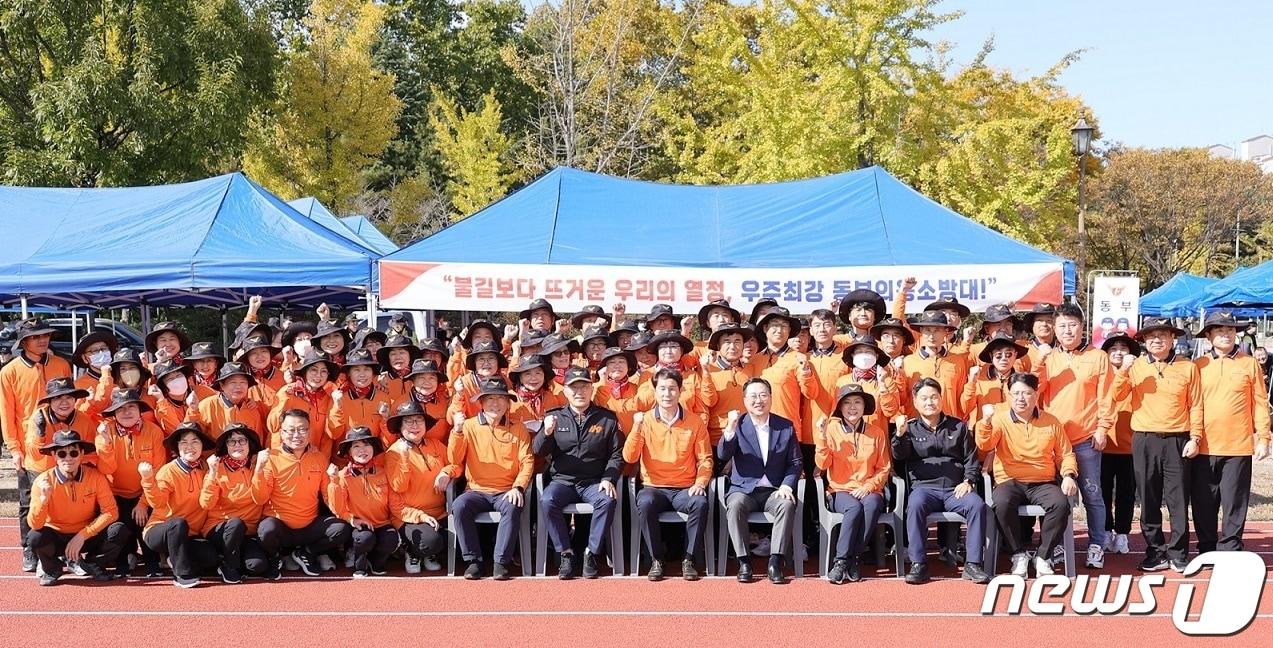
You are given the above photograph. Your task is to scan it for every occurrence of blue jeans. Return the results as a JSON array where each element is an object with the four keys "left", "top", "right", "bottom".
[
  {"left": 905, "top": 486, "right": 987, "bottom": 565},
  {"left": 1074, "top": 438, "right": 1108, "bottom": 547}
]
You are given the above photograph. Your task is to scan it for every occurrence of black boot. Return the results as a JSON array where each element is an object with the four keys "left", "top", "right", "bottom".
[
  {"left": 904, "top": 561, "right": 930, "bottom": 585},
  {"left": 737, "top": 557, "right": 753, "bottom": 583}
]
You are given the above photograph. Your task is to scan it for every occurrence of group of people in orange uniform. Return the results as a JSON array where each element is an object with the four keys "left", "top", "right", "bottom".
[{"left": 3, "top": 280, "right": 1266, "bottom": 587}]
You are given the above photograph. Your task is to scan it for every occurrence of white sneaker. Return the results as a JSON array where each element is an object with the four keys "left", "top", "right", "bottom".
[
  {"left": 1048, "top": 544, "right": 1066, "bottom": 568},
  {"left": 1010, "top": 552, "right": 1030, "bottom": 577},
  {"left": 345, "top": 548, "right": 356, "bottom": 568},
  {"left": 1085, "top": 543, "right": 1105, "bottom": 569},
  {"left": 1103, "top": 534, "right": 1117, "bottom": 553},
  {"left": 1033, "top": 555, "right": 1054, "bottom": 577},
  {"left": 423, "top": 556, "right": 442, "bottom": 571},
  {"left": 318, "top": 555, "right": 337, "bottom": 572},
  {"left": 404, "top": 555, "right": 422, "bottom": 574},
  {"left": 1114, "top": 534, "right": 1130, "bottom": 555},
  {"left": 750, "top": 537, "right": 772, "bottom": 557},
  {"left": 282, "top": 555, "right": 300, "bottom": 571}
]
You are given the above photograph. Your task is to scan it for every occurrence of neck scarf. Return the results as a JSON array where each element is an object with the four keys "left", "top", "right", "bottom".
[
  {"left": 290, "top": 379, "right": 326, "bottom": 412},
  {"left": 193, "top": 371, "right": 215, "bottom": 387},
  {"left": 115, "top": 421, "right": 142, "bottom": 438},
  {"left": 413, "top": 388, "right": 437, "bottom": 405},
  {"left": 223, "top": 456, "right": 249, "bottom": 472},
  {"left": 250, "top": 365, "right": 273, "bottom": 382},
  {"left": 552, "top": 367, "right": 568, "bottom": 385},
  {"left": 605, "top": 377, "right": 628, "bottom": 399},
  {"left": 516, "top": 386, "right": 544, "bottom": 416},
  {"left": 349, "top": 383, "right": 373, "bottom": 400},
  {"left": 851, "top": 368, "right": 877, "bottom": 382}
]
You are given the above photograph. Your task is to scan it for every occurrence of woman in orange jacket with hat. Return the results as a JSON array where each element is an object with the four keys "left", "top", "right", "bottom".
[
  {"left": 326, "top": 427, "right": 403, "bottom": 577},
  {"left": 26, "top": 430, "right": 130, "bottom": 585},
  {"left": 188, "top": 362, "right": 268, "bottom": 441},
  {"left": 138, "top": 422, "right": 217, "bottom": 588},
  {"left": 377, "top": 334, "right": 422, "bottom": 404},
  {"left": 392, "top": 359, "right": 451, "bottom": 442},
  {"left": 448, "top": 340, "right": 509, "bottom": 424},
  {"left": 200, "top": 423, "right": 270, "bottom": 582},
  {"left": 149, "top": 359, "right": 199, "bottom": 433},
  {"left": 269, "top": 350, "right": 340, "bottom": 456},
  {"left": 240, "top": 334, "right": 285, "bottom": 409},
  {"left": 70, "top": 329, "right": 118, "bottom": 414},
  {"left": 145, "top": 321, "right": 192, "bottom": 364},
  {"left": 329, "top": 348, "right": 393, "bottom": 448},
  {"left": 94, "top": 387, "right": 168, "bottom": 577},
  {"left": 1, "top": 319, "right": 73, "bottom": 476},
  {"left": 384, "top": 402, "right": 450, "bottom": 573},
  {"left": 815, "top": 384, "right": 892, "bottom": 584}
]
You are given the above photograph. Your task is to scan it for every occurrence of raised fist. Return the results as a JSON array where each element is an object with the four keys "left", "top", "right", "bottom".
[{"left": 137, "top": 462, "right": 155, "bottom": 480}]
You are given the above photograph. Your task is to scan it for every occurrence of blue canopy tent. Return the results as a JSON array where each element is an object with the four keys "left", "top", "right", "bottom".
[
  {"left": 341, "top": 215, "right": 399, "bottom": 255},
  {"left": 1140, "top": 272, "right": 1216, "bottom": 317},
  {"left": 1185, "top": 262, "right": 1273, "bottom": 311},
  {"left": 287, "top": 196, "right": 390, "bottom": 255},
  {"left": 379, "top": 166, "right": 1075, "bottom": 314},
  {"left": 0, "top": 173, "right": 379, "bottom": 310}
]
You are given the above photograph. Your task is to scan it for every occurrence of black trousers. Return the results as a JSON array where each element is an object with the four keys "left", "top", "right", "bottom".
[
  {"left": 1190, "top": 454, "right": 1252, "bottom": 553},
  {"left": 258, "top": 516, "right": 353, "bottom": 559},
  {"left": 1133, "top": 432, "right": 1191, "bottom": 561},
  {"left": 1101, "top": 453, "right": 1136, "bottom": 535},
  {"left": 28, "top": 524, "right": 132, "bottom": 575},
  {"left": 17, "top": 468, "right": 33, "bottom": 547},
  {"left": 205, "top": 519, "right": 270, "bottom": 575},
  {"left": 142, "top": 518, "right": 219, "bottom": 579},
  {"left": 992, "top": 481, "right": 1070, "bottom": 558},
  {"left": 400, "top": 522, "right": 447, "bottom": 560},
  {"left": 800, "top": 443, "right": 817, "bottom": 546},
  {"left": 115, "top": 495, "right": 159, "bottom": 569},
  {"left": 351, "top": 525, "right": 400, "bottom": 569}
]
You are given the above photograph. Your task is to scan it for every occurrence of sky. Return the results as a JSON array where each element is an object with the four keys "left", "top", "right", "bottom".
[{"left": 928, "top": 1, "right": 1273, "bottom": 150}]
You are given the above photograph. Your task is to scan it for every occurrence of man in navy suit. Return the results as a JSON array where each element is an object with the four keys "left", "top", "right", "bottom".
[{"left": 718, "top": 378, "right": 802, "bottom": 583}]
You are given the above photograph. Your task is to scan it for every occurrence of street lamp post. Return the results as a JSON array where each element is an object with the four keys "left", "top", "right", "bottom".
[{"left": 1071, "top": 117, "right": 1095, "bottom": 297}]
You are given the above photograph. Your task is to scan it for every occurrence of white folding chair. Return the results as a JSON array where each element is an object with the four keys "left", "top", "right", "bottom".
[
  {"left": 713, "top": 475, "right": 801, "bottom": 578},
  {"left": 627, "top": 478, "right": 716, "bottom": 577},
  {"left": 445, "top": 478, "right": 533, "bottom": 576},
  {"left": 534, "top": 473, "right": 626, "bottom": 576},
  {"left": 985, "top": 479, "right": 1078, "bottom": 578},
  {"left": 798, "top": 475, "right": 904, "bottom": 578}
]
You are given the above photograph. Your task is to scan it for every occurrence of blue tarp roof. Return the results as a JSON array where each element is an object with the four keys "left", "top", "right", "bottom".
[
  {"left": 0, "top": 173, "right": 378, "bottom": 309},
  {"left": 1174, "top": 263, "right": 1273, "bottom": 313},
  {"left": 341, "top": 215, "right": 399, "bottom": 255},
  {"left": 287, "top": 197, "right": 385, "bottom": 255},
  {"left": 383, "top": 166, "right": 1075, "bottom": 292},
  {"left": 1140, "top": 272, "right": 1215, "bottom": 317}
]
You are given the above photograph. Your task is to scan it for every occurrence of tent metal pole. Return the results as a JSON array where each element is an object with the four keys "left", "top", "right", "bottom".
[
  {"left": 70, "top": 309, "right": 79, "bottom": 353},
  {"left": 220, "top": 307, "right": 229, "bottom": 356},
  {"left": 365, "top": 289, "right": 379, "bottom": 329},
  {"left": 19, "top": 295, "right": 27, "bottom": 319},
  {"left": 141, "top": 304, "right": 151, "bottom": 338}
]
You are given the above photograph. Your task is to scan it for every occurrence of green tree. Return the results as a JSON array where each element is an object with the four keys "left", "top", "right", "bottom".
[
  {"left": 430, "top": 90, "right": 516, "bottom": 218},
  {"left": 1086, "top": 147, "right": 1273, "bottom": 287},
  {"left": 244, "top": 0, "right": 402, "bottom": 210},
  {"left": 0, "top": 0, "right": 276, "bottom": 186}
]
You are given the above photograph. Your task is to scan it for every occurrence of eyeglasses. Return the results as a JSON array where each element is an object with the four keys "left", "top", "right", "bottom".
[
  {"left": 55, "top": 449, "right": 80, "bottom": 459},
  {"left": 225, "top": 438, "right": 250, "bottom": 446}
]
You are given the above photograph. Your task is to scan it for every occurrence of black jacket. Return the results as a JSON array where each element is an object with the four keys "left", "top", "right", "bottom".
[
  {"left": 890, "top": 414, "right": 980, "bottom": 490},
  {"left": 533, "top": 404, "right": 624, "bottom": 485}
]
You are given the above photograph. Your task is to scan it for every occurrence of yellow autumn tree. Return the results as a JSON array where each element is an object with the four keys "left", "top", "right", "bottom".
[
  {"left": 244, "top": 0, "right": 402, "bottom": 211},
  {"left": 429, "top": 89, "right": 515, "bottom": 218}
]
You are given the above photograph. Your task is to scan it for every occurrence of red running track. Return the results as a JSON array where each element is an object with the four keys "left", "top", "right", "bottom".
[{"left": 0, "top": 519, "right": 1268, "bottom": 647}]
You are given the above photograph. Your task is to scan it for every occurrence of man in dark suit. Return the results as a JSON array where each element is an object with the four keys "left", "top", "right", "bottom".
[{"left": 718, "top": 378, "right": 802, "bottom": 584}]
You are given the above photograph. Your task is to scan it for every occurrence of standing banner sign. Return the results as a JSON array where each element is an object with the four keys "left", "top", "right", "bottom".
[
  {"left": 1090, "top": 275, "right": 1140, "bottom": 348},
  {"left": 379, "top": 260, "right": 1065, "bottom": 315}
]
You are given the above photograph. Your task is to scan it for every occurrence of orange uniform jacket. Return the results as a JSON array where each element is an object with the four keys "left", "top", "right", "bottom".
[
  {"left": 23, "top": 407, "right": 97, "bottom": 474},
  {"left": 814, "top": 417, "right": 891, "bottom": 494},
  {"left": 900, "top": 348, "right": 971, "bottom": 419},
  {"left": 1195, "top": 351, "right": 1272, "bottom": 456},
  {"left": 154, "top": 397, "right": 193, "bottom": 434},
  {"left": 1036, "top": 345, "right": 1115, "bottom": 445},
  {"left": 1110, "top": 354, "right": 1204, "bottom": 440},
  {"left": 253, "top": 447, "right": 330, "bottom": 529},
  {"left": 326, "top": 465, "right": 402, "bottom": 528},
  {"left": 27, "top": 466, "right": 118, "bottom": 537},
  {"left": 509, "top": 385, "right": 568, "bottom": 429},
  {"left": 200, "top": 462, "right": 264, "bottom": 535},
  {"left": 268, "top": 385, "right": 335, "bottom": 456},
  {"left": 622, "top": 408, "right": 712, "bottom": 489},
  {"left": 748, "top": 350, "right": 818, "bottom": 443},
  {"left": 95, "top": 420, "right": 168, "bottom": 499},
  {"left": 961, "top": 369, "right": 1011, "bottom": 432},
  {"left": 385, "top": 438, "right": 449, "bottom": 523},
  {"left": 591, "top": 379, "right": 642, "bottom": 437},
  {"left": 75, "top": 371, "right": 109, "bottom": 427},
  {"left": 248, "top": 367, "right": 287, "bottom": 410},
  {"left": 191, "top": 394, "right": 269, "bottom": 442},
  {"left": 1105, "top": 396, "right": 1134, "bottom": 455},
  {"left": 0, "top": 352, "right": 72, "bottom": 456},
  {"left": 141, "top": 460, "right": 208, "bottom": 537},
  {"left": 976, "top": 407, "right": 1077, "bottom": 485},
  {"left": 445, "top": 413, "right": 534, "bottom": 495},
  {"left": 804, "top": 349, "right": 846, "bottom": 440},
  {"left": 831, "top": 372, "right": 902, "bottom": 428},
  {"left": 329, "top": 388, "right": 394, "bottom": 447},
  {"left": 704, "top": 361, "right": 760, "bottom": 445}
]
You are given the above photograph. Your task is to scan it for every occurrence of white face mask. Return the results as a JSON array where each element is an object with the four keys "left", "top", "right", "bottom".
[
  {"left": 165, "top": 375, "right": 189, "bottom": 397},
  {"left": 88, "top": 350, "right": 112, "bottom": 369},
  {"left": 293, "top": 339, "right": 312, "bottom": 357},
  {"left": 852, "top": 353, "right": 877, "bottom": 370}
]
